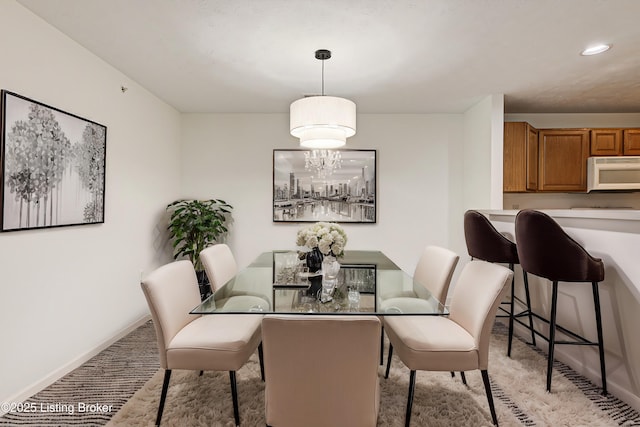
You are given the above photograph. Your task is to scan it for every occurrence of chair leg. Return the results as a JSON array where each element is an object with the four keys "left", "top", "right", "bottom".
[
  {"left": 258, "top": 342, "right": 265, "bottom": 382},
  {"left": 156, "top": 369, "right": 172, "bottom": 426},
  {"left": 405, "top": 370, "right": 417, "bottom": 427},
  {"left": 460, "top": 371, "right": 467, "bottom": 385},
  {"left": 229, "top": 371, "right": 240, "bottom": 426},
  {"left": 507, "top": 264, "right": 515, "bottom": 357},
  {"left": 592, "top": 281, "right": 607, "bottom": 395},
  {"left": 450, "top": 371, "right": 455, "bottom": 378},
  {"left": 385, "top": 344, "right": 394, "bottom": 379},
  {"left": 522, "top": 271, "right": 536, "bottom": 346},
  {"left": 481, "top": 370, "right": 499, "bottom": 426},
  {"left": 546, "top": 281, "right": 559, "bottom": 392},
  {"left": 380, "top": 326, "right": 385, "bottom": 365}
]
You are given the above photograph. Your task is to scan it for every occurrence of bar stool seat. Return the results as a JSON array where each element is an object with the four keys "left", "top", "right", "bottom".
[
  {"left": 515, "top": 209, "right": 607, "bottom": 395},
  {"left": 464, "top": 210, "right": 536, "bottom": 357}
]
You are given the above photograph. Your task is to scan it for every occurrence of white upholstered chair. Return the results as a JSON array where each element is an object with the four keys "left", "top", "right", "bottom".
[
  {"left": 379, "top": 245, "right": 459, "bottom": 312},
  {"left": 261, "top": 315, "right": 381, "bottom": 427},
  {"left": 200, "top": 243, "right": 271, "bottom": 312},
  {"left": 378, "top": 246, "right": 458, "bottom": 365},
  {"left": 199, "top": 243, "right": 238, "bottom": 291},
  {"left": 384, "top": 260, "right": 513, "bottom": 426},
  {"left": 141, "top": 260, "right": 262, "bottom": 426}
]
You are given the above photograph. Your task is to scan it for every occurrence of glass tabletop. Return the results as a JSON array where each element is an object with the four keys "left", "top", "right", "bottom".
[{"left": 190, "top": 250, "right": 447, "bottom": 315}]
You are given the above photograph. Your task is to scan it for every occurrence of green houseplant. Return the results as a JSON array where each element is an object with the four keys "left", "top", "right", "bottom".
[{"left": 166, "top": 198, "right": 233, "bottom": 299}]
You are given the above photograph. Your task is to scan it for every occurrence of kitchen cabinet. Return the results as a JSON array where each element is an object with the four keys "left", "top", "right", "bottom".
[
  {"left": 623, "top": 129, "right": 640, "bottom": 155},
  {"left": 538, "top": 129, "right": 590, "bottom": 192},
  {"left": 590, "top": 128, "right": 640, "bottom": 156},
  {"left": 591, "top": 129, "right": 623, "bottom": 156},
  {"left": 503, "top": 122, "right": 538, "bottom": 192}
]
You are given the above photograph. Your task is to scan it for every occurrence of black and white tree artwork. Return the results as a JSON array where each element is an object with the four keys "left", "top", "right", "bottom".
[{"left": 1, "top": 91, "right": 106, "bottom": 231}]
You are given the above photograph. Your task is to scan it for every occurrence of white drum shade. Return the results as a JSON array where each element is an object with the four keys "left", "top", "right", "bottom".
[{"left": 290, "top": 96, "right": 356, "bottom": 149}]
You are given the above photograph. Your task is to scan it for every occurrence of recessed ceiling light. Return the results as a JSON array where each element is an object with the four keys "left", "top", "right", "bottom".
[{"left": 581, "top": 44, "right": 611, "bottom": 56}]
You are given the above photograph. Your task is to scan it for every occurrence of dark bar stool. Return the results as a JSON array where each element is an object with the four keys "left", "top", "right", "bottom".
[
  {"left": 515, "top": 209, "right": 607, "bottom": 395},
  {"left": 464, "top": 210, "right": 536, "bottom": 357}
]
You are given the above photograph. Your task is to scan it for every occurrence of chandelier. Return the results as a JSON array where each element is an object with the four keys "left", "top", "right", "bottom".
[
  {"left": 304, "top": 150, "right": 342, "bottom": 178},
  {"left": 290, "top": 49, "right": 356, "bottom": 149}
]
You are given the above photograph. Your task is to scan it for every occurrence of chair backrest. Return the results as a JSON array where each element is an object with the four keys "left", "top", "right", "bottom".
[
  {"left": 464, "top": 209, "right": 519, "bottom": 264},
  {"left": 413, "top": 245, "right": 459, "bottom": 305},
  {"left": 515, "top": 209, "right": 604, "bottom": 282},
  {"left": 449, "top": 260, "right": 513, "bottom": 369},
  {"left": 140, "top": 260, "right": 201, "bottom": 368},
  {"left": 262, "top": 315, "right": 381, "bottom": 427},
  {"left": 200, "top": 243, "right": 238, "bottom": 291}
]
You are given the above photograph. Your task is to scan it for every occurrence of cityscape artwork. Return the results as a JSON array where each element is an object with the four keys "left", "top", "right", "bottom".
[
  {"left": 0, "top": 90, "right": 106, "bottom": 232},
  {"left": 273, "top": 149, "right": 376, "bottom": 223}
]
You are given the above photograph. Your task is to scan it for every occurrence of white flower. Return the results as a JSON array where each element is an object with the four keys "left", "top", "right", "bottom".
[{"left": 296, "top": 222, "right": 348, "bottom": 257}]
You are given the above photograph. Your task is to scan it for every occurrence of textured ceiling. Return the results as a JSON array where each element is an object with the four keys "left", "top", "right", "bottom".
[{"left": 17, "top": 0, "right": 640, "bottom": 114}]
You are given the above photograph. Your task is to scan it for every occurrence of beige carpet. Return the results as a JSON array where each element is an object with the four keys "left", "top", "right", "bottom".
[{"left": 107, "top": 324, "right": 622, "bottom": 427}]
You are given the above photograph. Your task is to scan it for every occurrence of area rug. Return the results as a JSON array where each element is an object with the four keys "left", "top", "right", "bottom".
[
  {"left": 107, "top": 323, "right": 635, "bottom": 426},
  {"left": 0, "top": 321, "right": 159, "bottom": 427}
]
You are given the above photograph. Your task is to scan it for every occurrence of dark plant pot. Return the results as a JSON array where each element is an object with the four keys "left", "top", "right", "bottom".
[{"left": 196, "top": 270, "right": 212, "bottom": 301}]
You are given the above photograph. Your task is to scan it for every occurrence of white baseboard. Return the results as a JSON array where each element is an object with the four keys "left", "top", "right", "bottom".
[{"left": 1, "top": 314, "right": 151, "bottom": 416}]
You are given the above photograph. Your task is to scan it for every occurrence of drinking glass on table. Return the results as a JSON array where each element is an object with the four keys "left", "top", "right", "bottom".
[{"left": 347, "top": 287, "right": 361, "bottom": 310}]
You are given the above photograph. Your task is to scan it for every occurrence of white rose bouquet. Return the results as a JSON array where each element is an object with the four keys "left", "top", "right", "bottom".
[{"left": 296, "top": 222, "right": 348, "bottom": 257}]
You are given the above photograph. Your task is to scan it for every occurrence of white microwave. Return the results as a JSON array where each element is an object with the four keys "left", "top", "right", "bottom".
[{"left": 587, "top": 156, "right": 640, "bottom": 192}]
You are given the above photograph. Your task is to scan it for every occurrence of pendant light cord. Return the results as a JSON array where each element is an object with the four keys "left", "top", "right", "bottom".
[{"left": 321, "top": 59, "right": 325, "bottom": 96}]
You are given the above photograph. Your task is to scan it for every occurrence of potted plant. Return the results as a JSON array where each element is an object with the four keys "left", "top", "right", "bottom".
[{"left": 166, "top": 198, "right": 233, "bottom": 299}]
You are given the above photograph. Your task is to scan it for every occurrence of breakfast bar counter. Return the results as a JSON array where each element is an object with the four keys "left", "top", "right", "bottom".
[{"left": 481, "top": 209, "right": 640, "bottom": 412}]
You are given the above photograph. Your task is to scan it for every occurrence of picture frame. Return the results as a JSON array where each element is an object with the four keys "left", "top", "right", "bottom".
[
  {"left": 1, "top": 90, "right": 107, "bottom": 231},
  {"left": 273, "top": 149, "right": 376, "bottom": 223}
]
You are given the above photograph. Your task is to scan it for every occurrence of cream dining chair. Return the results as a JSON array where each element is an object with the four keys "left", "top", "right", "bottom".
[
  {"left": 380, "top": 245, "right": 459, "bottom": 308},
  {"left": 199, "top": 243, "right": 267, "bottom": 378},
  {"left": 199, "top": 243, "right": 237, "bottom": 290},
  {"left": 378, "top": 245, "right": 459, "bottom": 364},
  {"left": 261, "top": 315, "right": 381, "bottom": 427},
  {"left": 384, "top": 260, "right": 513, "bottom": 426},
  {"left": 141, "top": 260, "right": 262, "bottom": 426}
]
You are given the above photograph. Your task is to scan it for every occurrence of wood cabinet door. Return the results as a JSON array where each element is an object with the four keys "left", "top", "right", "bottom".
[
  {"left": 591, "top": 129, "right": 622, "bottom": 156},
  {"left": 538, "top": 129, "right": 590, "bottom": 191},
  {"left": 526, "top": 125, "right": 539, "bottom": 191},
  {"left": 623, "top": 129, "right": 640, "bottom": 155},
  {"left": 503, "top": 122, "right": 538, "bottom": 192}
]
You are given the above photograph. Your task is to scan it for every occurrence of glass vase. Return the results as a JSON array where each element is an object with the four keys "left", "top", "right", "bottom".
[{"left": 320, "top": 254, "right": 341, "bottom": 302}]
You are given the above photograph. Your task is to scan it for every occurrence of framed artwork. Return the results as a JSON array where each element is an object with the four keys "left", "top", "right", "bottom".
[
  {"left": 1, "top": 90, "right": 107, "bottom": 231},
  {"left": 273, "top": 149, "right": 376, "bottom": 223}
]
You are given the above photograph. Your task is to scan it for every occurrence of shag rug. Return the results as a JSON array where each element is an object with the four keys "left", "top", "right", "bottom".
[{"left": 107, "top": 323, "right": 635, "bottom": 427}]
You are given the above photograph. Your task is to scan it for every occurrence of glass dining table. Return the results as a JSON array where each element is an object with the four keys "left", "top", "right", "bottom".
[{"left": 190, "top": 250, "right": 447, "bottom": 316}]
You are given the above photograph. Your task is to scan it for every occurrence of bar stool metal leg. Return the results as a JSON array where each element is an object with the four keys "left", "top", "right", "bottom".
[
  {"left": 592, "top": 281, "right": 607, "bottom": 395},
  {"left": 507, "top": 264, "right": 515, "bottom": 357},
  {"left": 546, "top": 281, "right": 559, "bottom": 392},
  {"left": 522, "top": 271, "right": 536, "bottom": 346}
]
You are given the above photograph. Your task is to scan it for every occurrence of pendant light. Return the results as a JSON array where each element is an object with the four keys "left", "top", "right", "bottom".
[{"left": 290, "top": 49, "right": 356, "bottom": 149}]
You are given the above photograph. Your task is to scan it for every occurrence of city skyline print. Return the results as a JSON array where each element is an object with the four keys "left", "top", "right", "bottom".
[
  {"left": 1, "top": 90, "right": 107, "bottom": 231},
  {"left": 273, "top": 149, "right": 376, "bottom": 223}
]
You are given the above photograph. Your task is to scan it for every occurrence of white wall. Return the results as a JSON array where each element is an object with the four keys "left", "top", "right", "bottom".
[
  {"left": 462, "top": 94, "right": 505, "bottom": 211},
  {"left": 0, "top": 1, "right": 181, "bottom": 404},
  {"left": 180, "top": 113, "right": 465, "bottom": 275}
]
